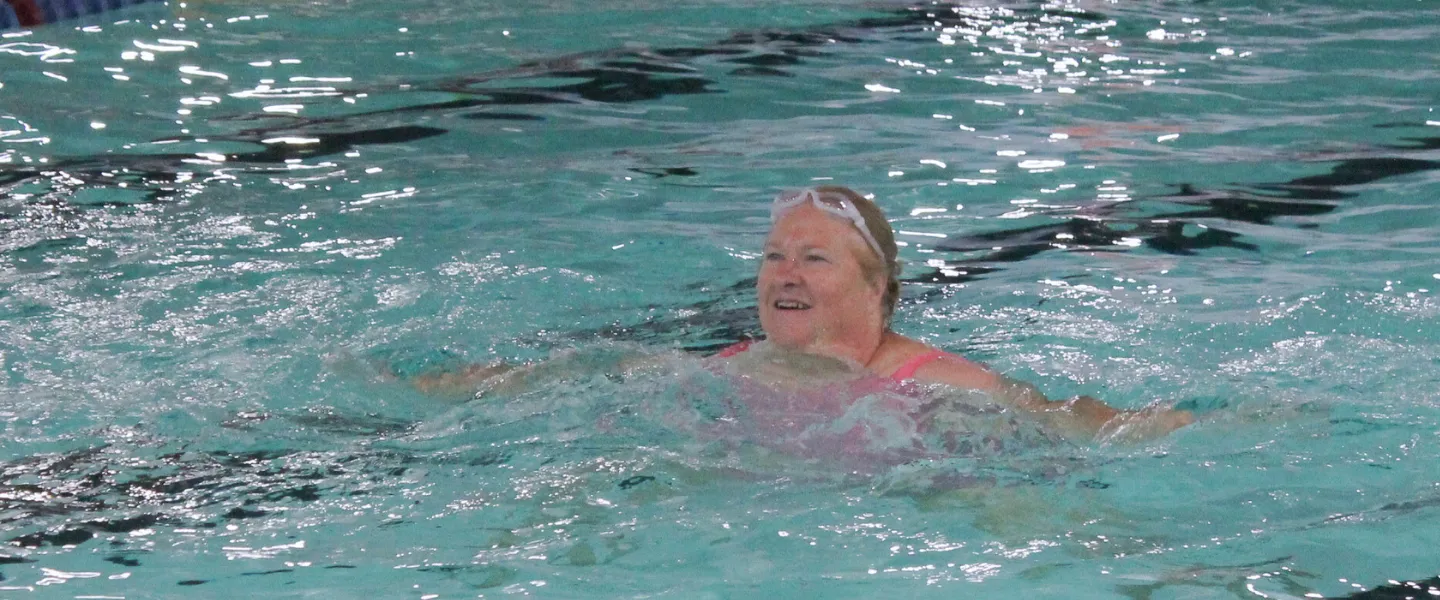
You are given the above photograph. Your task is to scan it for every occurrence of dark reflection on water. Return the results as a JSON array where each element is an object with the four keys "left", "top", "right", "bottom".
[
  {"left": 0, "top": 440, "right": 402, "bottom": 549},
  {"left": 568, "top": 126, "right": 1439, "bottom": 349},
  {"left": 0, "top": 125, "right": 447, "bottom": 207},
  {"left": 1338, "top": 577, "right": 1440, "bottom": 600},
  {"left": 3, "top": 2, "right": 1434, "bottom": 299},
  {"left": 920, "top": 146, "right": 1440, "bottom": 280},
  {"left": 0, "top": 395, "right": 1061, "bottom": 567}
]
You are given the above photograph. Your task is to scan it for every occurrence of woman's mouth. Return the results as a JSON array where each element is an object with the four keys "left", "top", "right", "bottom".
[{"left": 773, "top": 300, "right": 811, "bottom": 310}]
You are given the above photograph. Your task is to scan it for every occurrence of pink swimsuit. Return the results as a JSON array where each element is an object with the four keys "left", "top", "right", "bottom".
[
  {"left": 699, "top": 339, "right": 955, "bottom": 471},
  {"left": 714, "top": 339, "right": 947, "bottom": 381},
  {"left": 698, "top": 340, "right": 1057, "bottom": 479}
]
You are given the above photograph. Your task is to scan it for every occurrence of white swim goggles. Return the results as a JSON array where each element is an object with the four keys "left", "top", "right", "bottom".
[{"left": 771, "top": 188, "right": 885, "bottom": 260}]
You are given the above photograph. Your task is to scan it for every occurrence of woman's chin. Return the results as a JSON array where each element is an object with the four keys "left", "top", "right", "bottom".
[
  {"left": 760, "top": 327, "right": 815, "bottom": 351},
  {"left": 760, "top": 312, "right": 822, "bottom": 344}
]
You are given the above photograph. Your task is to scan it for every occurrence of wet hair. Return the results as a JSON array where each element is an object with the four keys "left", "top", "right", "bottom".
[{"left": 811, "top": 185, "right": 902, "bottom": 325}]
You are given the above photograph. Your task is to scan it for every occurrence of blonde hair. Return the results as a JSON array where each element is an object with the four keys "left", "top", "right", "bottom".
[{"left": 811, "top": 185, "right": 901, "bottom": 325}]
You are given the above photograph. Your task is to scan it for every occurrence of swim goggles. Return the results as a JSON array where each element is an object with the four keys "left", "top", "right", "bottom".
[{"left": 771, "top": 188, "right": 885, "bottom": 260}]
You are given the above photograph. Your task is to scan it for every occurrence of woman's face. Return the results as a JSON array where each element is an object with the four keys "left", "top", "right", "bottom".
[{"left": 758, "top": 203, "right": 886, "bottom": 354}]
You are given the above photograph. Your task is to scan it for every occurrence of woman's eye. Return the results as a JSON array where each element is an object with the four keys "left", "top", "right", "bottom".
[
  {"left": 805, "top": 253, "right": 829, "bottom": 263},
  {"left": 764, "top": 252, "right": 785, "bottom": 261}
]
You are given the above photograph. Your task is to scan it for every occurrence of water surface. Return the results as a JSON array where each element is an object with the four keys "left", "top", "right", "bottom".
[{"left": 1, "top": 0, "right": 1438, "bottom": 597}]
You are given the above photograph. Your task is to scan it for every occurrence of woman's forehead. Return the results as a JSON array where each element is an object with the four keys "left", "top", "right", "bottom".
[
  {"left": 766, "top": 208, "right": 871, "bottom": 252},
  {"left": 769, "top": 204, "right": 852, "bottom": 235}
]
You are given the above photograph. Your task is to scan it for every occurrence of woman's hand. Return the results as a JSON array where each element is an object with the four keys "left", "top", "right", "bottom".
[
  {"left": 998, "top": 385, "right": 1194, "bottom": 443},
  {"left": 1095, "top": 402, "right": 1196, "bottom": 443}
]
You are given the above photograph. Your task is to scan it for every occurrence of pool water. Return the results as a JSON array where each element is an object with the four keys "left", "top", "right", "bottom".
[{"left": 2, "top": 0, "right": 1438, "bottom": 597}]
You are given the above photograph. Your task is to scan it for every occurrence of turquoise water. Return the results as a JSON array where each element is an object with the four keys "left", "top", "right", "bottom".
[{"left": 2, "top": 0, "right": 1438, "bottom": 597}]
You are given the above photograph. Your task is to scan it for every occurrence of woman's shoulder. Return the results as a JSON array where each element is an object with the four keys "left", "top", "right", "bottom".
[
  {"left": 912, "top": 352, "right": 1002, "bottom": 389},
  {"left": 879, "top": 334, "right": 1001, "bottom": 389}
]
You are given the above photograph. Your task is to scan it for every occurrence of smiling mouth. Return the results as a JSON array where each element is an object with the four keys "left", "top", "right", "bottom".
[{"left": 773, "top": 300, "right": 811, "bottom": 310}]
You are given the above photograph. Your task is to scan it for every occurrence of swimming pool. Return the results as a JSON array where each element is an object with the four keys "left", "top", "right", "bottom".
[{"left": 2, "top": 0, "right": 1438, "bottom": 596}]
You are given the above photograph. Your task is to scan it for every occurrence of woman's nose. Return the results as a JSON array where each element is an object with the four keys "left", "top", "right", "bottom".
[
  {"left": 772, "top": 257, "right": 802, "bottom": 280},
  {"left": 761, "top": 259, "right": 801, "bottom": 287}
]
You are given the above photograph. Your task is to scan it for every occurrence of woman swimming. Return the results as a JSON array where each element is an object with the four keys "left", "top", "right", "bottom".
[{"left": 407, "top": 185, "right": 1193, "bottom": 443}]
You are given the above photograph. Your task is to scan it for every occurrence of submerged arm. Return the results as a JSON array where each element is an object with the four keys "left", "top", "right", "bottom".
[
  {"left": 409, "top": 362, "right": 517, "bottom": 397},
  {"left": 991, "top": 377, "right": 1193, "bottom": 442},
  {"left": 401, "top": 346, "right": 680, "bottom": 398},
  {"left": 914, "top": 356, "right": 1193, "bottom": 442}
]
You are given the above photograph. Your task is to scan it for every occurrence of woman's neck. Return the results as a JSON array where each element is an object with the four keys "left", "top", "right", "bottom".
[{"left": 792, "top": 326, "right": 887, "bottom": 372}]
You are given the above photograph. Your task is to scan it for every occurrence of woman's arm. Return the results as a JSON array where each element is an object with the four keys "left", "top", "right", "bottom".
[
  {"left": 409, "top": 362, "right": 517, "bottom": 397},
  {"left": 990, "top": 377, "right": 1194, "bottom": 442},
  {"left": 913, "top": 355, "right": 1193, "bottom": 442},
  {"left": 400, "top": 345, "right": 681, "bottom": 398}
]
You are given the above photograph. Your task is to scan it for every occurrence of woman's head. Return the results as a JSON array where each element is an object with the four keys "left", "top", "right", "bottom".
[
  {"left": 757, "top": 185, "right": 901, "bottom": 353},
  {"left": 808, "top": 186, "right": 901, "bottom": 320}
]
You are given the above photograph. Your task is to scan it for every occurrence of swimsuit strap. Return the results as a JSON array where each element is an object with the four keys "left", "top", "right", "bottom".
[
  {"left": 888, "top": 349, "right": 947, "bottom": 382},
  {"left": 714, "top": 339, "right": 755, "bottom": 358}
]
